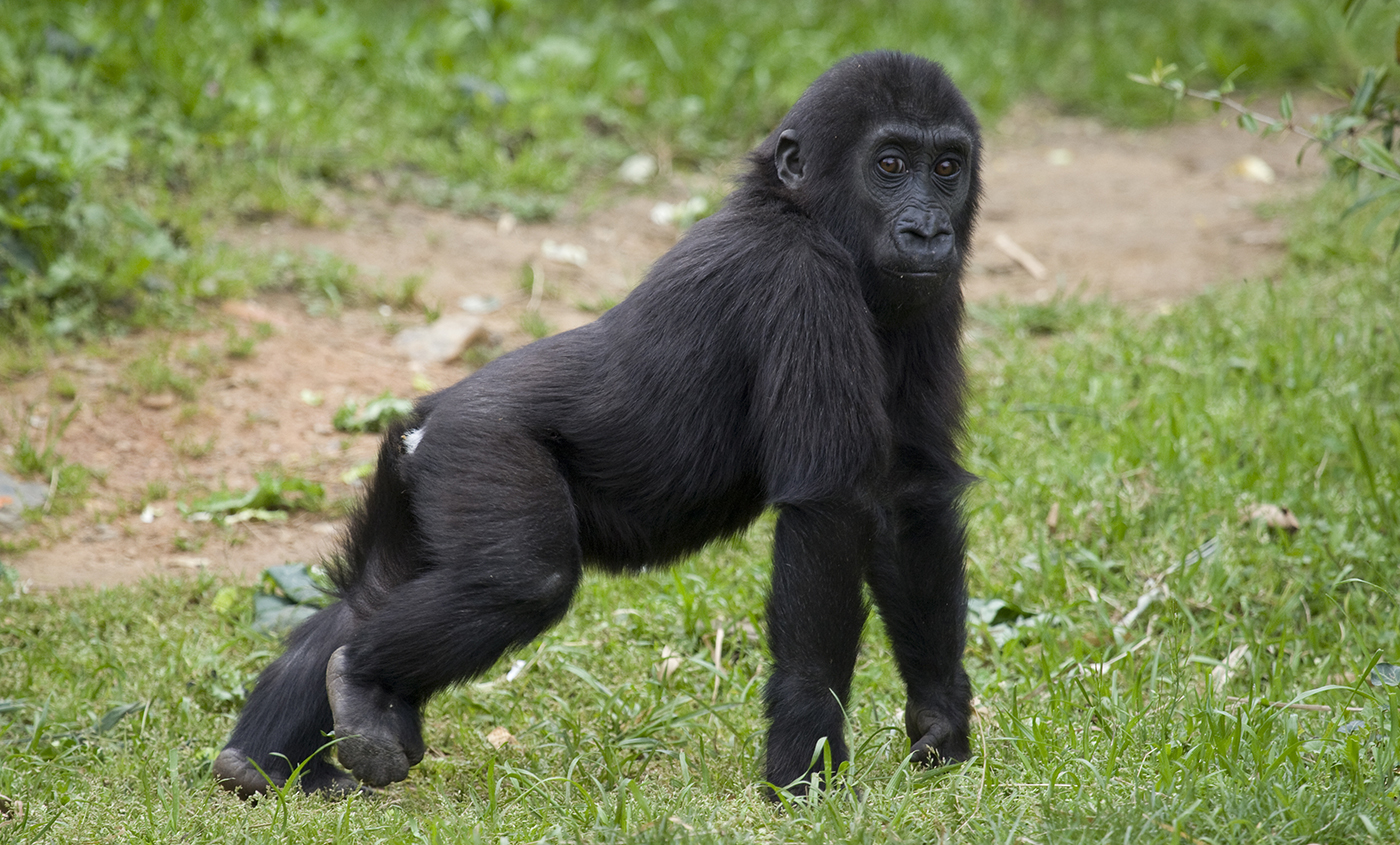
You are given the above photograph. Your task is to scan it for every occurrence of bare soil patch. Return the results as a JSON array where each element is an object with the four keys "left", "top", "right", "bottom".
[{"left": 3, "top": 113, "right": 1320, "bottom": 590}]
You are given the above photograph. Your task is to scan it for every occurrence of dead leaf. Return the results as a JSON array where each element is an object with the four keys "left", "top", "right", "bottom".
[
  {"left": 1045, "top": 502, "right": 1060, "bottom": 532},
  {"left": 485, "top": 726, "right": 516, "bottom": 749},
  {"left": 1231, "top": 155, "right": 1275, "bottom": 184},
  {"left": 657, "top": 645, "right": 682, "bottom": 680},
  {"left": 1245, "top": 503, "right": 1300, "bottom": 534},
  {"left": 1211, "top": 644, "right": 1251, "bottom": 694}
]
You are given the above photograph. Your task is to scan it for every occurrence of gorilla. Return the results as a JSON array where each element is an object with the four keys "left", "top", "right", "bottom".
[{"left": 214, "top": 50, "right": 981, "bottom": 799}]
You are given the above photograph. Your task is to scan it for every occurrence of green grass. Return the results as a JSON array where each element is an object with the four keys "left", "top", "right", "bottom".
[
  {"left": 1, "top": 0, "right": 1390, "bottom": 344},
  {"left": 2, "top": 185, "right": 1397, "bottom": 842},
  {"left": 4, "top": 2, "right": 1400, "bottom": 840}
]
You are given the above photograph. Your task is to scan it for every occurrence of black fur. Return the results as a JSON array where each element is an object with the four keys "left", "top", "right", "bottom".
[{"left": 213, "top": 50, "right": 980, "bottom": 799}]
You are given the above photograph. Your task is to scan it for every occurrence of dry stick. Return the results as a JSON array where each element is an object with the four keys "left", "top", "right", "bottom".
[
  {"left": 710, "top": 626, "right": 724, "bottom": 704},
  {"left": 1156, "top": 820, "right": 1210, "bottom": 845},
  {"left": 1225, "top": 695, "right": 1364, "bottom": 714},
  {"left": 992, "top": 232, "right": 1048, "bottom": 281},
  {"left": 43, "top": 467, "right": 59, "bottom": 515},
  {"left": 528, "top": 262, "right": 545, "bottom": 311}
]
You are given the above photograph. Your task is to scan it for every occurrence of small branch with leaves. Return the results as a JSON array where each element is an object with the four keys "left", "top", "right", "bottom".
[
  {"left": 1131, "top": 61, "right": 1400, "bottom": 182},
  {"left": 1133, "top": 59, "right": 1400, "bottom": 249}
]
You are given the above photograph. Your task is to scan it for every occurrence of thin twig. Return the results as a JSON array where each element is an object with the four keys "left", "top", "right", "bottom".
[
  {"left": 1225, "top": 695, "right": 1364, "bottom": 714},
  {"left": 1135, "top": 77, "right": 1400, "bottom": 182},
  {"left": 43, "top": 467, "right": 59, "bottom": 515}
]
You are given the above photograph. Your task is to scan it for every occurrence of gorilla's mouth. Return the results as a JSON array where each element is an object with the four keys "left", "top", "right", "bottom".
[{"left": 882, "top": 264, "right": 952, "bottom": 281}]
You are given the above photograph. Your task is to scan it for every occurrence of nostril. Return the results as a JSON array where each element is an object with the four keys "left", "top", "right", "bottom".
[
  {"left": 898, "top": 214, "right": 953, "bottom": 241},
  {"left": 898, "top": 219, "right": 935, "bottom": 240},
  {"left": 898, "top": 220, "right": 952, "bottom": 241}
]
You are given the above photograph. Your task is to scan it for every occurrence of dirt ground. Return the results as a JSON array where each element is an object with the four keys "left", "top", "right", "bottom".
[{"left": 3, "top": 108, "right": 1323, "bottom": 591}]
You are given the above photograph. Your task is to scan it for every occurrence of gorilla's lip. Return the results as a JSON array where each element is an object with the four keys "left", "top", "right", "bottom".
[{"left": 883, "top": 267, "right": 948, "bottom": 281}]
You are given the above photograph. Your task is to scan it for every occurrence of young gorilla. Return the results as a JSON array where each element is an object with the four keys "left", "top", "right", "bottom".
[{"left": 214, "top": 50, "right": 980, "bottom": 799}]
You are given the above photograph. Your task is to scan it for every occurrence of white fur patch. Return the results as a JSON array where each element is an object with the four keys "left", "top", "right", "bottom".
[{"left": 402, "top": 427, "right": 425, "bottom": 455}]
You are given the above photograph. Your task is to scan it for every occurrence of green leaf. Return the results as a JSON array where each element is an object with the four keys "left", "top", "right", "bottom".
[
  {"left": 263, "top": 562, "right": 329, "bottom": 606},
  {"left": 967, "top": 597, "right": 1032, "bottom": 626},
  {"left": 1369, "top": 663, "right": 1400, "bottom": 686},
  {"left": 95, "top": 702, "right": 146, "bottom": 735},
  {"left": 251, "top": 593, "right": 319, "bottom": 634},
  {"left": 333, "top": 392, "right": 414, "bottom": 433}
]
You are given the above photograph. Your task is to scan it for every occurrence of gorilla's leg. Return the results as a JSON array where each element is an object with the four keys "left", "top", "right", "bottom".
[
  {"left": 867, "top": 487, "right": 972, "bottom": 767},
  {"left": 328, "top": 436, "right": 582, "bottom": 787},
  {"left": 762, "top": 502, "right": 872, "bottom": 797},
  {"left": 213, "top": 601, "right": 358, "bottom": 797}
]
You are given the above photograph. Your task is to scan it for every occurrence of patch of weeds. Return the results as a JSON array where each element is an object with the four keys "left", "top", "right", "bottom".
[
  {"left": 172, "top": 532, "right": 205, "bottom": 553},
  {"left": 222, "top": 322, "right": 272, "bottom": 360},
  {"left": 263, "top": 249, "right": 360, "bottom": 316},
  {"left": 519, "top": 310, "right": 552, "bottom": 340},
  {"left": 0, "top": 561, "right": 20, "bottom": 594},
  {"left": 577, "top": 293, "right": 621, "bottom": 315},
  {"left": 332, "top": 392, "right": 414, "bottom": 433},
  {"left": 181, "top": 469, "right": 324, "bottom": 525},
  {"left": 180, "top": 342, "right": 227, "bottom": 379},
  {"left": 463, "top": 343, "right": 504, "bottom": 370},
  {"left": 123, "top": 343, "right": 198, "bottom": 400},
  {"left": 172, "top": 434, "right": 216, "bottom": 460},
  {"left": 372, "top": 274, "right": 424, "bottom": 311},
  {"left": 972, "top": 290, "right": 1108, "bottom": 337},
  {"left": 8, "top": 404, "right": 91, "bottom": 517},
  {"left": 0, "top": 334, "right": 45, "bottom": 383},
  {"left": 48, "top": 373, "right": 77, "bottom": 402},
  {"left": 142, "top": 481, "right": 169, "bottom": 505},
  {"left": 0, "top": 93, "right": 189, "bottom": 342},
  {"left": 0, "top": 699, "right": 149, "bottom": 759}
]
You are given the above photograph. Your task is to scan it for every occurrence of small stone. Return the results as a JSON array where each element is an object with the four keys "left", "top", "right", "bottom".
[
  {"left": 168, "top": 555, "right": 210, "bottom": 569},
  {"left": 140, "top": 393, "right": 176, "bottom": 410},
  {"left": 650, "top": 197, "right": 710, "bottom": 228},
  {"left": 0, "top": 472, "right": 49, "bottom": 531},
  {"left": 541, "top": 240, "right": 588, "bottom": 267},
  {"left": 618, "top": 153, "right": 657, "bottom": 185},
  {"left": 459, "top": 295, "right": 502, "bottom": 314},
  {"left": 393, "top": 314, "right": 487, "bottom": 365}
]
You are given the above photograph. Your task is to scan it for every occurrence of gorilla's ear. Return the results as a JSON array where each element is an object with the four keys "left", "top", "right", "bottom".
[{"left": 775, "top": 130, "right": 804, "bottom": 189}]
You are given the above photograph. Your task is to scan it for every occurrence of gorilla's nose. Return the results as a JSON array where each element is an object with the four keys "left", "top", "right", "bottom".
[
  {"left": 897, "top": 211, "right": 953, "bottom": 242},
  {"left": 896, "top": 211, "right": 955, "bottom": 265}
]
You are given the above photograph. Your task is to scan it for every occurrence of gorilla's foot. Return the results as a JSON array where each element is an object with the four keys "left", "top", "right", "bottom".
[
  {"left": 326, "top": 646, "right": 425, "bottom": 788},
  {"left": 213, "top": 746, "right": 360, "bottom": 798},
  {"left": 213, "top": 747, "right": 278, "bottom": 798},
  {"left": 905, "top": 706, "right": 971, "bottom": 768}
]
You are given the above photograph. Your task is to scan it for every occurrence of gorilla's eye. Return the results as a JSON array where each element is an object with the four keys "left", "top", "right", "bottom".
[
  {"left": 878, "top": 156, "right": 907, "bottom": 175},
  {"left": 934, "top": 158, "right": 961, "bottom": 178}
]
